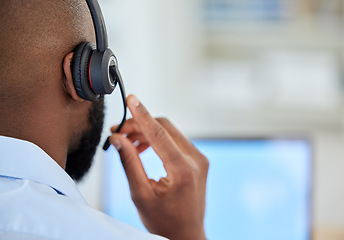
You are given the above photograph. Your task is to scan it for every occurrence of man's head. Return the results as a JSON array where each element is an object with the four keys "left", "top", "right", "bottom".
[{"left": 0, "top": 0, "right": 105, "bottom": 180}]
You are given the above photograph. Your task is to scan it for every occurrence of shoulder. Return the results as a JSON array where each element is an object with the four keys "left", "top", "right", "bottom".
[
  {"left": 0, "top": 177, "right": 166, "bottom": 240},
  {"left": 0, "top": 231, "right": 57, "bottom": 240}
]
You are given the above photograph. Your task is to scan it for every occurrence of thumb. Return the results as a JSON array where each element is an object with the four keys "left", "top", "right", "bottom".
[{"left": 109, "top": 134, "right": 151, "bottom": 195}]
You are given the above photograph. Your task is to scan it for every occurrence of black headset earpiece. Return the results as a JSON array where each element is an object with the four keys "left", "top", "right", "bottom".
[
  {"left": 71, "top": 42, "right": 99, "bottom": 101},
  {"left": 71, "top": 0, "right": 118, "bottom": 101},
  {"left": 71, "top": 0, "right": 127, "bottom": 151},
  {"left": 71, "top": 42, "right": 119, "bottom": 101}
]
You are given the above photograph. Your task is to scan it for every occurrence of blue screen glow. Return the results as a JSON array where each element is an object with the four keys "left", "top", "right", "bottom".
[{"left": 103, "top": 139, "right": 312, "bottom": 240}]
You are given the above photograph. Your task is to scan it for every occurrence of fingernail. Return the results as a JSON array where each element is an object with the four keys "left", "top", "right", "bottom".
[
  {"left": 129, "top": 95, "right": 140, "bottom": 107},
  {"left": 133, "top": 140, "right": 140, "bottom": 147},
  {"left": 111, "top": 138, "right": 122, "bottom": 151}
]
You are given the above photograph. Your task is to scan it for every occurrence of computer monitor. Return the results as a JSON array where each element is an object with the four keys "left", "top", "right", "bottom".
[{"left": 103, "top": 138, "right": 312, "bottom": 240}]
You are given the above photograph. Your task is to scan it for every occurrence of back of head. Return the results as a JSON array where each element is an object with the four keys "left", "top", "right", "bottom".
[{"left": 0, "top": 0, "right": 95, "bottom": 106}]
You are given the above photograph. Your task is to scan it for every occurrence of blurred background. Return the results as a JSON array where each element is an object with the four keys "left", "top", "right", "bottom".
[{"left": 77, "top": 0, "right": 344, "bottom": 239}]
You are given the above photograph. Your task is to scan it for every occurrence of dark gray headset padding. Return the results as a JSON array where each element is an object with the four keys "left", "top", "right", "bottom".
[{"left": 71, "top": 42, "right": 99, "bottom": 101}]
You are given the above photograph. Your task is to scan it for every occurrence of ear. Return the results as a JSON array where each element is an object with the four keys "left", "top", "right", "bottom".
[{"left": 63, "top": 52, "right": 84, "bottom": 101}]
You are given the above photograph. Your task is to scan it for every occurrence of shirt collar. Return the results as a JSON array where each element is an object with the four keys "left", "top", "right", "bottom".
[{"left": 0, "top": 136, "right": 87, "bottom": 204}]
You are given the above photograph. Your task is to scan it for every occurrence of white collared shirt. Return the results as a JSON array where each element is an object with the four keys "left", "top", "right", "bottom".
[{"left": 0, "top": 136, "right": 166, "bottom": 240}]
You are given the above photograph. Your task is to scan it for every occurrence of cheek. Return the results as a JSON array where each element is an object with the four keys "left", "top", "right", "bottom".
[
  {"left": 78, "top": 101, "right": 93, "bottom": 127},
  {"left": 68, "top": 102, "right": 93, "bottom": 149}
]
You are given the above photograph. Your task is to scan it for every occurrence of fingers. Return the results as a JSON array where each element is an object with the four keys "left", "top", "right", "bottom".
[
  {"left": 112, "top": 105, "right": 206, "bottom": 166},
  {"left": 156, "top": 118, "right": 209, "bottom": 171},
  {"left": 111, "top": 122, "right": 150, "bottom": 154},
  {"left": 126, "top": 95, "right": 184, "bottom": 173},
  {"left": 108, "top": 134, "right": 150, "bottom": 194},
  {"left": 109, "top": 94, "right": 207, "bottom": 177},
  {"left": 156, "top": 118, "right": 199, "bottom": 156},
  {"left": 112, "top": 115, "right": 199, "bottom": 157},
  {"left": 111, "top": 118, "right": 140, "bottom": 134}
]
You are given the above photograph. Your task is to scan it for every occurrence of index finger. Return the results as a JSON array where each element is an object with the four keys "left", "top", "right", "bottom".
[{"left": 127, "top": 95, "right": 184, "bottom": 170}]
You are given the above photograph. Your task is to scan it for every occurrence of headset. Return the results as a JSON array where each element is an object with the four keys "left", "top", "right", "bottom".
[{"left": 71, "top": 0, "right": 126, "bottom": 150}]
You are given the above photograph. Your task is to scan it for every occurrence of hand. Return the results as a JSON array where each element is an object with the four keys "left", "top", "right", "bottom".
[{"left": 108, "top": 95, "right": 209, "bottom": 240}]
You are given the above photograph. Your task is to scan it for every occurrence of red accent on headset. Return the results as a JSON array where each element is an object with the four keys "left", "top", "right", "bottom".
[{"left": 88, "top": 55, "right": 95, "bottom": 92}]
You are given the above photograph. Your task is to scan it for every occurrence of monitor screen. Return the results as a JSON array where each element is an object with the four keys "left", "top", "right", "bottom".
[{"left": 103, "top": 138, "right": 312, "bottom": 240}]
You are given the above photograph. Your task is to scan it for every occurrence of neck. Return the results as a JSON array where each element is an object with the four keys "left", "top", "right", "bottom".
[
  {"left": 1, "top": 79, "right": 93, "bottom": 170},
  {"left": 0, "top": 98, "right": 70, "bottom": 169}
]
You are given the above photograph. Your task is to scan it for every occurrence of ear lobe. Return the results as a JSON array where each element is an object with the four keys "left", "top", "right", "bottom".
[{"left": 63, "top": 52, "right": 84, "bottom": 101}]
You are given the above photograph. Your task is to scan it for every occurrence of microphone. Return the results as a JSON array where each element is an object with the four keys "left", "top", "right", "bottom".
[{"left": 103, "top": 65, "right": 127, "bottom": 151}]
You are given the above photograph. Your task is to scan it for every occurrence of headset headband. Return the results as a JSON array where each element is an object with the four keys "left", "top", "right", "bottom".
[{"left": 85, "top": 0, "right": 108, "bottom": 51}]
